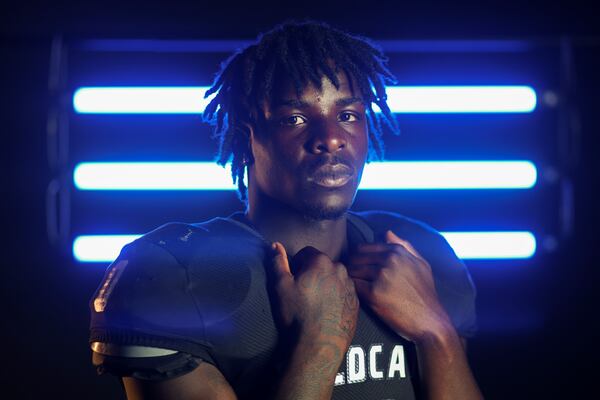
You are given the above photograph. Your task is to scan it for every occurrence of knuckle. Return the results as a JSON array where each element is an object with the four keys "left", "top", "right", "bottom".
[
  {"left": 391, "top": 244, "right": 405, "bottom": 254},
  {"left": 383, "top": 252, "right": 398, "bottom": 265},
  {"left": 275, "top": 279, "right": 290, "bottom": 293},
  {"left": 336, "top": 263, "right": 348, "bottom": 277},
  {"left": 379, "top": 266, "right": 392, "bottom": 280},
  {"left": 314, "top": 253, "right": 332, "bottom": 265},
  {"left": 370, "top": 285, "right": 381, "bottom": 301},
  {"left": 346, "top": 275, "right": 355, "bottom": 287}
]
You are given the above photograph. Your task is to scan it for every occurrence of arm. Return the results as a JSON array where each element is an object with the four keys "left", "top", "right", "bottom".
[
  {"left": 347, "top": 230, "right": 482, "bottom": 399},
  {"left": 415, "top": 329, "right": 481, "bottom": 400},
  {"left": 120, "top": 338, "right": 346, "bottom": 400},
  {"left": 267, "top": 243, "right": 360, "bottom": 400},
  {"left": 91, "top": 345, "right": 238, "bottom": 400},
  {"left": 122, "top": 362, "right": 238, "bottom": 400},
  {"left": 270, "top": 337, "right": 346, "bottom": 400}
]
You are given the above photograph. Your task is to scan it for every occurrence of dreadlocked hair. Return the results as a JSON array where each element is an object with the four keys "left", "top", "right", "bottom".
[{"left": 202, "top": 20, "right": 400, "bottom": 202}]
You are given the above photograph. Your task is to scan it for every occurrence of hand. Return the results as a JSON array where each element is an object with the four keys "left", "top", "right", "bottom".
[
  {"left": 347, "top": 230, "right": 453, "bottom": 344},
  {"left": 270, "top": 242, "right": 359, "bottom": 348}
]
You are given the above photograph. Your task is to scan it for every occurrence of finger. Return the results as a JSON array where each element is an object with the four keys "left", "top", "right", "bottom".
[
  {"left": 351, "top": 278, "right": 373, "bottom": 300},
  {"left": 346, "top": 263, "right": 379, "bottom": 280},
  {"left": 292, "top": 245, "right": 331, "bottom": 274},
  {"left": 293, "top": 245, "right": 326, "bottom": 260},
  {"left": 271, "top": 242, "right": 293, "bottom": 279},
  {"left": 354, "top": 242, "right": 391, "bottom": 254},
  {"left": 385, "top": 230, "right": 423, "bottom": 260},
  {"left": 347, "top": 252, "right": 389, "bottom": 267}
]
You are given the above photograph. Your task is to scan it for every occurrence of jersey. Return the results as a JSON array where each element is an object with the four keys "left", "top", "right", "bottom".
[{"left": 89, "top": 210, "right": 477, "bottom": 399}]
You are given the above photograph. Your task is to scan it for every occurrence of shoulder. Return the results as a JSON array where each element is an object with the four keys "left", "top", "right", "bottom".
[
  {"left": 119, "top": 216, "right": 266, "bottom": 282},
  {"left": 141, "top": 217, "right": 263, "bottom": 262},
  {"left": 89, "top": 216, "right": 267, "bottom": 351},
  {"left": 351, "top": 210, "right": 478, "bottom": 337},
  {"left": 350, "top": 210, "right": 451, "bottom": 259}
]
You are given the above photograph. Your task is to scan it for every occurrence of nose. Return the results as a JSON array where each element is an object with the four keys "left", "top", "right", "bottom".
[{"left": 307, "top": 121, "right": 347, "bottom": 154}]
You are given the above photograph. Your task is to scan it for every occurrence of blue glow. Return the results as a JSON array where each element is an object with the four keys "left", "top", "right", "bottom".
[
  {"left": 73, "top": 86, "right": 536, "bottom": 114},
  {"left": 73, "top": 87, "right": 212, "bottom": 114},
  {"left": 74, "top": 162, "right": 239, "bottom": 190},
  {"left": 73, "top": 231, "right": 536, "bottom": 262},
  {"left": 383, "top": 86, "right": 536, "bottom": 113},
  {"left": 442, "top": 231, "right": 537, "bottom": 259},
  {"left": 78, "top": 39, "right": 253, "bottom": 53},
  {"left": 78, "top": 39, "right": 534, "bottom": 53},
  {"left": 73, "top": 235, "right": 140, "bottom": 263},
  {"left": 74, "top": 161, "right": 537, "bottom": 190},
  {"left": 360, "top": 161, "right": 536, "bottom": 189}
]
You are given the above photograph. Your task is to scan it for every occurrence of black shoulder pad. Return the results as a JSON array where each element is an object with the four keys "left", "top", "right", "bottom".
[{"left": 89, "top": 238, "right": 212, "bottom": 355}]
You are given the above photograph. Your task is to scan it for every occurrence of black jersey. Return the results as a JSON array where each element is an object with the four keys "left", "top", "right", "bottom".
[{"left": 89, "top": 210, "right": 477, "bottom": 399}]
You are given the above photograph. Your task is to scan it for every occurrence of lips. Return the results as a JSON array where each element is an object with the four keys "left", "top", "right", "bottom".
[{"left": 308, "top": 163, "right": 354, "bottom": 188}]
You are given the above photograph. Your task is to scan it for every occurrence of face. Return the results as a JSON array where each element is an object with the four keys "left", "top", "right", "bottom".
[{"left": 248, "top": 71, "right": 369, "bottom": 220}]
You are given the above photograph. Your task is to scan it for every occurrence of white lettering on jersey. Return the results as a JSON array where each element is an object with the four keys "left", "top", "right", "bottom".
[
  {"left": 368, "top": 344, "right": 384, "bottom": 380},
  {"left": 335, "top": 343, "right": 408, "bottom": 387},
  {"left": 388, "top": 345, "right": 406, "bottom": 378},
  {"left": 346, "top": 345, "right": 367, "bottom": 384}
]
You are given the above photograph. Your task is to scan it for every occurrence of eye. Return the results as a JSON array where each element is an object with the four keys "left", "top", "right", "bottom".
[
  {"left": 339, "top": 112, "right": 360, "bottom": 122},
  {"left": 280, "top": 115, "right": 306, "bottom": 126}
]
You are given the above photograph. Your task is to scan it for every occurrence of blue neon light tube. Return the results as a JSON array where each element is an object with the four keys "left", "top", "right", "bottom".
[
  {"left": 73, "top": 231, "right": 536, "bottom": 262},
  {"left": 73, "top": 161, "right": 537, "bottom": 191},
  {"left": 73, "top": 86, "right": 537, "bottom": 114}
]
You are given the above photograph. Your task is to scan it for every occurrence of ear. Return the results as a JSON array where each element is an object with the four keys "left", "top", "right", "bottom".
[
  {"left": 242, "top": 122, "right": 254, "bottom": 144},
  {"left": 239, "top": 122, "right": 255, "bottom": 165}
]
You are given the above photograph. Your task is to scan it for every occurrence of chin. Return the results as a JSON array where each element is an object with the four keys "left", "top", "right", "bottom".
[{"left": 300, "top": 198, "right": 351, "bottom": 221}]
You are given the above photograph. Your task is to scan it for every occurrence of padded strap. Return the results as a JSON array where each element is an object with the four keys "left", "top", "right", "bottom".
[{"left": 347, "top": 212, "right": 375, "bottom": 243}]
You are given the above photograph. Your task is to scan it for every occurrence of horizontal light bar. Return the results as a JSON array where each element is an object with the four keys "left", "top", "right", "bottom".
[
  {"left": 73, "top": 235, "right": 140, "bottom": 263},
  {"left": 75, "top": 162, "right": 238, "bottom": 190},
  {"left": 384, "top": 86, "right": 536, "bottom": 113},
  {"left": 73, "top": 87, "right": 210, "bottom": 114},
  {"left": 73, "top": 86, "right": 536, "bottom": 114},
  {"left": 74, "top": 161, "right": 537, "bottom": 190},
  {"left": 360, "top": 161, "right": 537, "bottom": 189},
  {"left": 79, "top": 39, "right": 535, "bottom": 53},
  {"left": 73, "top": 231, "right": 536, "bottom": 262},
  {"left": 442, "top": 231, "right": 536, "bottom": 259}
]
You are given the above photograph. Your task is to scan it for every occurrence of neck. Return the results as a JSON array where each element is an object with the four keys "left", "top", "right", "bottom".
[{"left": 246, "top": 192, "right": 348, "bottom": 262}]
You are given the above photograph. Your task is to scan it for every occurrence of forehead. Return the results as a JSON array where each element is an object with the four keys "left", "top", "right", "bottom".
[{"left": 268, "top": 70, "right": 360, "bottom": 106}]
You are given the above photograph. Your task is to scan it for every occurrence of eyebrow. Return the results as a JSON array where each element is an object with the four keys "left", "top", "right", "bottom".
[
  {"left": 335, "top": 96, "right": 364, "bottom": 107},
  {"left": 272, "top": 99, "right": 310, "bottom": 109},
  {"left": 272, "top": 96, "right": 364, "bottom": 110}
]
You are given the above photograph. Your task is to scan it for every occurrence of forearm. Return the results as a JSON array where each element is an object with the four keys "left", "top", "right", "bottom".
[
  {"left": 271, "top": 336, "right": 345, "bottom": 400},
  {"left": 416, "top": 324, "right": 483, "bottom": 400}
]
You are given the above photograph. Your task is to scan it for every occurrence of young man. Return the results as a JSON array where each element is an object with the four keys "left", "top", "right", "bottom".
[{"left": 89, "top": 21, "right": 482, "bottom": 399}]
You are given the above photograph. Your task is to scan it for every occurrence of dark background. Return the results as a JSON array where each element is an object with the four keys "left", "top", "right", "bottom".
[{"left": 2, "top": 1, "right": 598, "bottom": 398}]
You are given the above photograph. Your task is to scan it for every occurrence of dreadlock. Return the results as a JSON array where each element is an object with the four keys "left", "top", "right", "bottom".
[{"left": 202, "top": 20, "right": 400, "bottom": 202}]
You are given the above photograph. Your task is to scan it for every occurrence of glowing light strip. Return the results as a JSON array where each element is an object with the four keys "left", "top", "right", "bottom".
[
  {"left": 73, "top": 235, "right": 140, "bottom": 263},
  {"left": 442, "top": 231, "right": 536, "bottom": 259},
  {"left": 79, "top": 39, "right": 534, "bottom": 53},
  {"left": 360, "top": 161, "right": 537, "bottom": 189},
  {"left": 73, "top": 161, "right": 537, "bottom": 191},
  {"left": 73, "top": 231, "right": 536, "bottom": 262},
  {"left": 384, "top": 86, "right": 536, "bottom": 113},
  {"left": 73, "top": 87, "right": 210, "bottom": 114},
  {"left": 74, "top": 162, "right": 235, "bottom": 190},
  {"left": 73, "top": 86, "right": 536, "bottom": 114}
]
